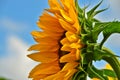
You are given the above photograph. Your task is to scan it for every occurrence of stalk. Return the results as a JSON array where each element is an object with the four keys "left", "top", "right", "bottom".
[{"left": 102, "top": 48, "right": 120, "bottom": 79}]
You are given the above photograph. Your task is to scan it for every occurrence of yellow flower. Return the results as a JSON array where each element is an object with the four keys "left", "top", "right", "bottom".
[{"left": 28, "top": 0, "right": 83, "bottom": 80}]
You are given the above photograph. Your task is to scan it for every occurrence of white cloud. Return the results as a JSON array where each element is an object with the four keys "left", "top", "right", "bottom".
[
  {"left": 0, "top": 35, "right": 37, "bottom": 80},
  {"left": 109, "top": 0, "right": 120, "bottom": 10},
  {"left": 0, "top": 17, "right": 28, "bottom": 32},
  {"left": 94, "top": 0, "right": 120, "bottom": 21},
  {"left": 109, "top": 0, "right": 120, "bottom": 19}
]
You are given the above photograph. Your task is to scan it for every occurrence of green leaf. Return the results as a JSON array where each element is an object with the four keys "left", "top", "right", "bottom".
[
  {"left": 88, "top": 65, "right": 117, "bottom": 79},
  {"left": 103, "top": 69, "right": 116, "bottom": 78},
  {"left": 87, "top": 64, "right": 108, "bottom": 80},
  {"left": 102, "top": 47, "right": 120, "bottom": 79},
  {"left": 93, "top": 46, "right": 118, "bottom": 61},
  {"left": 92, "top": 18, "right": 100, "bottom": 22},
  {"left": 93, "top": 48, "right": 111, "bottom": 61},
  {"left": 103, "top": 22, "right": 120, "bottom": 37},
  {"left": 93, "top": 7, "right": 108, "bottom": 17},
  {"left": 75, "top": 0, "right": 83, "bottom": 16},
  {"left": 72, "top": 70, "right": 87, "bottom": 80},
  {"left": 92, "top": 22, "right": 110, "bottom": 42},
  {"left": 87, "top": 0, "right": 103, "bottom": 19},
  {"left": 94, "top": 22, "right": 120, "bottom": 47}
]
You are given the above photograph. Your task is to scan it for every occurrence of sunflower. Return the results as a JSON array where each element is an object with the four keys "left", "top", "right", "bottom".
[{"left": 28, "top": 0, "right": 83, "bottom": 80}]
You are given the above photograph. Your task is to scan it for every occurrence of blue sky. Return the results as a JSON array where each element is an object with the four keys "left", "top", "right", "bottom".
[
  {"left": 0, "top": 0, "right": 120, "bottom": 80},
  {"left": 0, "top": 0, "right": 48, "bottom": 56}
]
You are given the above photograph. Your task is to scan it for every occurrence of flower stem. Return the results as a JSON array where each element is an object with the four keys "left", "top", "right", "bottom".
[{"left": 102, "top": 48, "right": 120, "bottom": 79}]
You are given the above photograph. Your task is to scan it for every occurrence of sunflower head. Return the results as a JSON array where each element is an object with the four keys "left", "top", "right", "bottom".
[
  {"left": 28, "top": 0, "right": 120, "bottom": 80},
  {"left": 28, "top": 0, "right": 83, "bottom": 79}
]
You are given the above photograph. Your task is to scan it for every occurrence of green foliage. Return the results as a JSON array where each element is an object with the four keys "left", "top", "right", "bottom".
[
  {"left": 72, "top": 70, "right": 87, "bottom": 80},
  {"left": 87, "top": 64, "right": 116, "bottom": 80},
  {"left": 0, "top": 77, "right": 9, "bottom": 80},
  {"left": 93, "top": 22, "right": 120, "bottom": 47},
  {"left": 87, "top": 0, "right": 103, "bottom": 19},
  {"left": 74, "top": 0, "right": 120, "bottom": 80}
]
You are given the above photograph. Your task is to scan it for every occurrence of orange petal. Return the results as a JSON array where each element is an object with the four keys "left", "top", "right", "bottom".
[
  {"left": 33, "top": 37, "right": 58, "bottom": 44},
  {"left": 43, "top": 74, "right": 57, "bottom": 80},
  {"left": 48, "top": 0, "right": 61, "bottom": 10},
  {"left": 28, "top": 44, "right": 59, "bottom": 52},
  {"left": 31, "top": 31, "right": 63, "bottom": 38},
  {"left": 44, "top": 71, "right": 67, "bottom": 80},
  {"left": 31, "top": 31, "right": 63, "bottom": 41},
  {"left": 76, "top": 49, "right": 81, "bottom": 60},
  {"left": 45, "top": 9, "right": 60, "bottom": 14},
  {"left": 38, "top": 12, "right": 64, "bottom": 32},
  {"left": 60, "top": 9, "right": 74, "bottom": 24},
  {"left": 60, "top": 0, "right": 75, "bottom": 10},
  {"left": 61, "top": 62, "right": 78, "bottom": 71},
  {"left": 66, "top": 31, "right": 78, "bottom": 42},
  {"left": 69, "top": 5, "right": 81, "bottom": 33},
  {"left": 60, "top": 51, "right": 77, "bottom": 63},
  {"left": 59, "top": 19, "right": 76, "bottom": 33},
  {"left": 27, "top": 52, "right": 58, "bottom": 63},
  {"left": 69, "top": 5, "right": 78, "bottom": 24},
  {"left": 29, "top": 61, "right": 60, "bottom": 78},
  {"left": 60, "top": 38, "right": 70, "bottom": 45},
  {"left": 37, "top": 21, "right": 64, "bottom": 33},
  {"left": 61, "top": 44, "right": 71, "bottom": 52},
  {"left": 32, "top": 74, "right": 50, "bottom": 80},
  {"left": 64, "top": 69, "right": 77, "bottom": 80},
  {"left": 70, "top": 42, "right": 82, "bottom": 49}
]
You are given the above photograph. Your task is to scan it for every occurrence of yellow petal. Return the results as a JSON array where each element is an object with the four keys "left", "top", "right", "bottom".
[
  {"left": 59, "top": 19, "right": 77, "bottom": 33},
  {"left": 29, "top": 61, "right": 60, "bottom": 78},
  {"left": 31, "top": 31, "right": 63, "bottom": 38},
  {"left": 28, "top": 44, "right": 59, "bottom": 52},
  {"left": 44, "top": 71, "right": 67, "bottom": 80},
  {"left": 61, "top": 44, "right": 71, "bottom": 52},
  {"left": 92, "top": 78, "right": 100, "bottom": 80},
  {"left": 76, "top": 49, "right": 81, "bottom": 60},
  {"left": 27, "top": 52, "right": 58, "bottom": 63},
  {"left": 66, "top": 31, "right": 78, "bottom": 42},
  {"left": 64, "top": 69, "right": 77, "bottom": 80},
  {"left": 105, "top": 64, "right": 112, "bottom": 69},
  {"left": 61, "top": 0, "right": 75, "bottom": 10},
  {"left": 108, "top": 77, "right": 117, "bottom": 80},
  {"left": 45, "top": 9, "right": 60, "bottom": 14},
  {"left": 69, "top": 5, "right": 80, "bottom": 33},
  {"left": 32, "top": 74, "right": 49, "bottom": 80},
  {"left": 60, "top": 49, "right": 77, "bottom": 63},
  {"left": 61, "top": 62, "right": 78, "bottom": 71},
  {"left": 48, "top": 0, "right": 61, "bottom": 10},
  {"left": 31, "top": 31, "right": 63, "bottom": 41},
  {"left": 73, "top": 21, "right": 80, "bottom": 34},
  {"left": 38, "top": 12, "right": 64, "bottom": 32},
  {"left": 44, "top": 74, "right": 57, "bottom": 80},
  {"left": 60, "top": 38, "right": 70, "bottom": 45},
  {"left": 60, "top": 9, "right": 74, "bottom": 24},
  {"left": 33, "top": 37, "right": 58, "bottom": 44},
  {"left": 69, "top": 5, "right": 77, "bottom": 23},
  {"left": 70, "top": 42, "right": 82, "bottom": 49}
]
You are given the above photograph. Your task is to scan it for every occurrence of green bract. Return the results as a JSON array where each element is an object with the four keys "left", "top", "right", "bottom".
[{"left": 73, "top": 0, "right": 120, "bottom": 80}]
